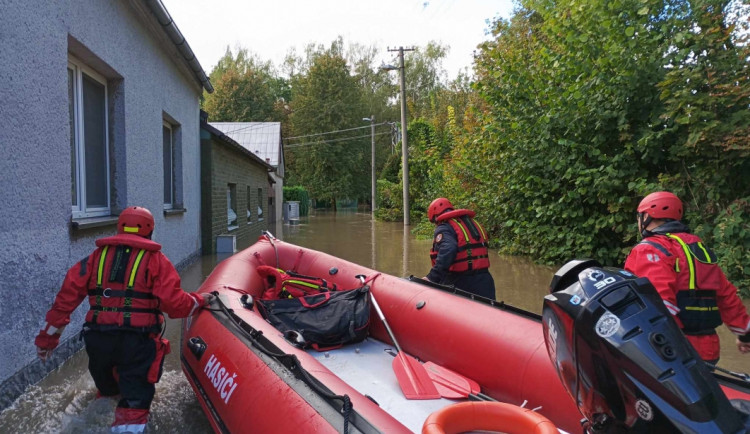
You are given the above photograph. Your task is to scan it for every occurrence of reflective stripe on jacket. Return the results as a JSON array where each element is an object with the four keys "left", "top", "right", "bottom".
[
  {"left": 430, "top": 209, "right": 490, "bottom": 273},
  {"left": 43, "top": 234, "right": 202, "bottom": 331},
  {"left": 256, "top": 265, "right": 334, "bottom": 300},
  {"left": 86, "top": 243, "right": 160, "bottom": 328},
  {"left": 624, "top": 230, "right": 750, "bottom": 360}
]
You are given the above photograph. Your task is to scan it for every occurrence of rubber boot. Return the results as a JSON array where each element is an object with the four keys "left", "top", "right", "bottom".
[{"left": 111, "top": 407, "right": 149, "bottom": 433}]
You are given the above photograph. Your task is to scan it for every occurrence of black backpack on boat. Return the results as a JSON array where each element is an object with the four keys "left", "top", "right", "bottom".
[{"left": 257, "top": 285, "right": 371, "bottom": 351}]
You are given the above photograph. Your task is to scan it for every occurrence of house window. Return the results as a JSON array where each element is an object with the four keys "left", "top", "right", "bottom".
[
  {"left": 228, "top": 184, "right": 238, "bottom": 230},
  {"left": 247, "top": 186, "right": 253, "bottom": 224},
  {"left": 163, "top": 122, "right": 174, "bottom": 209},
  {"left": 257, "top": 188, "right": 264, "bottom": 221},
  {"left": 69, "top": 57, "right": 110, "bottom": 218},
  {"left": 162, "top": 114, "right": 183, "bottom": 212}
]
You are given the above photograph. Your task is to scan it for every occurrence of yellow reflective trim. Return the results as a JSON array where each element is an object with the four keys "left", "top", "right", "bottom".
[
  {"left": 684, "top": 306, "right": 719, "bottom": 311},
  {"left": 474, "top": 218, "right": 488, "bottom": 240},
  {"left": 451, "top": 218, "right": 470, "bottom": 241},
  {"left": 128, "top": 250, "right": 145, "bottom": 288},
  {"left": 286, "top": 280, "right": 319, "bottom": 289},
  {"left": 666, "top": 233, "right": 695, "bottom": 290},
  {"left": 97, "top": 245, "right": 109, "bottom": 286},
  {"left": 123, "top": 226, "right": 139, "bottom": 233},
  {"left": 697, "top": 243, "right": 713, "bottom": 263}
]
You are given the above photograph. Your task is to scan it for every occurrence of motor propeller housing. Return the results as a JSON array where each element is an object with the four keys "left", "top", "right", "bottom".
[{"left": 542, "top": 259, "right": 746, "bottom": 433}]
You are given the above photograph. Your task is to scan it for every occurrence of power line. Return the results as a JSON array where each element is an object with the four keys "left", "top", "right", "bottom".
[
  {"left": 217, "top": 122, "right": 280, "bottom": 135},
  {"left": 285, "top": 131, "right": 391, "bottom": 149},
  {"left": 285, "top": 122, "right": 389, "bottom": 142}
]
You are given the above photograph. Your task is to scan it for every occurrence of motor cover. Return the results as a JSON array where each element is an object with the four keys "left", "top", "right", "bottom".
[{"left": 542, "top": 259, "right": 745, "bottom": 433}]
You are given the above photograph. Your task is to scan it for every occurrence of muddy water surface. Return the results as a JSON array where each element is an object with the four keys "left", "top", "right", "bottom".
[{"left": 1, "top": 210, "right": 748, "bottom": 432}]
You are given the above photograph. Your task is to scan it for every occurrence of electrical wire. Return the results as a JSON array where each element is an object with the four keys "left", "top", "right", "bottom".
[
  {"left": 285, "top": 122, "right": 389, "bottom": 141},
  {"left": 215, "top": 122, "right": 280, "bottom": 135},
  {"left": 285, "top": 131, "right": 391, "bottom": 149}
]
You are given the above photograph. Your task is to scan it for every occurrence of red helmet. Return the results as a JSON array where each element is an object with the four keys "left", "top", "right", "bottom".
[
  {"left": 118, "top": 206, "right": 155, "bottom": 237},
  {"left": 428, "top": 198, "right": 454, "bottom": 223},
  {"left": 637, "top": 192, "right": 683, "bottom": 220}
]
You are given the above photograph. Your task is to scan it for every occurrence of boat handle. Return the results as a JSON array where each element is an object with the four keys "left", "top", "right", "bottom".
[
  {"left": 299, "top": 292, "right": 331, "bottom": 308},
  {"left": 187, "top": 336, "right": 207, "bottom": 360},
  {"left": 240, "top": 294, "right": 254, "bottom": 310}
]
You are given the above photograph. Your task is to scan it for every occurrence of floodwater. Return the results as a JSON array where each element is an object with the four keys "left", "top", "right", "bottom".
[{"left": 1, "top": 210, "right": 748, "bottom": 433}]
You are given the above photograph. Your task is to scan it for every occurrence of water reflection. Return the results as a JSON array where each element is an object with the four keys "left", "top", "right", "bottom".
[
  {"left": 283, "top": 211, "right": 750, "bottom": 368},
  {"left": 2, "top": 210, "right": 748, "bottom": 433},
  {"left": 279, "top": 210, "right": 555, "bottom": 313}
]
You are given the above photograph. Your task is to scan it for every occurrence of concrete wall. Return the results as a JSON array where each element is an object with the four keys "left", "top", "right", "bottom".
[
  {"left": 0, "top": 0, "right": 203, "bottom": 408},
  {"left": 272, "top": 172, "right": 284, "bottom": 225},
  {"left": 200, "top": 132, "right": 269, "bottom": 253}
]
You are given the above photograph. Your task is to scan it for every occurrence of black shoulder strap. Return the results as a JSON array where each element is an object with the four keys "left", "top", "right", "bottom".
[
  {"left": 459, "top": 215, "right": 481, "bottom": 241},
  {"left": 639, "top": 240, "right": 672, "bottom": 257}
]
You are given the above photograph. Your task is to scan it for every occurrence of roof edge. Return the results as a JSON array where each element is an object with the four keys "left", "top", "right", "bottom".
[
  {"left": 201, "top": 117, "right": 274, "bottom": 170},
  {"left": 143, "top": 0, "right": 214, "bottom": 93}
]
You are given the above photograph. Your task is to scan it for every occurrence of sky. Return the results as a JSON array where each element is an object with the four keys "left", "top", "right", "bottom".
[{"left": 160, "top": 0, "right": 516, "bottom": 79}]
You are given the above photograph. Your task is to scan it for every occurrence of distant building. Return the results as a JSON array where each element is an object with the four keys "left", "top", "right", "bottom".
[
  {"left": 209, "top": 122, "right": 285, "bottom": 224},
  {"left": 0, "top": 0, "right": 212, "bottom": 409},
  {"left": 200, "top": 113, "right": 274, "bottom": 252}
]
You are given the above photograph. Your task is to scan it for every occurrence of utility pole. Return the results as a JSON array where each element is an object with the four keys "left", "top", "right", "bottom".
[
  {"left": 386, "top": 46, "right": 415, "bottom": 226},
  {"left": 363, "top": 116, "right": 376, "bottom": 215}
]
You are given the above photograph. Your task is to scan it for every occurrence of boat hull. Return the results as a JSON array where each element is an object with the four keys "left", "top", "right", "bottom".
[{"left": 181, "top": 237, "right": 750, "bottom": 433}]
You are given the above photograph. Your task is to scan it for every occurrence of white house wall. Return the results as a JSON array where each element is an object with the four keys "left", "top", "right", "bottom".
[{"left": 0, "top": 0, "right": 203, "bottom": 408}]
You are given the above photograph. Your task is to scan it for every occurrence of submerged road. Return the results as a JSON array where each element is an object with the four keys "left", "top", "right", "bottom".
[{"left": 1, "top": 210, "right": 747, "bottom": 432}]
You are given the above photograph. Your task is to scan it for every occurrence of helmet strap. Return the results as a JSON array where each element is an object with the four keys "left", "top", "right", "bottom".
[{"left": 638, "top": 213, "right": 653, "bottom": 238}]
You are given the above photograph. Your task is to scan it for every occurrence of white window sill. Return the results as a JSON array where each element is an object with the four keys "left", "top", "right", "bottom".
[
  {"left": 71, "top": 215, "right": 118, "bottom": 231},
  {"left": 227, "top": 225, "right": 239, "bottom": 232},
  {"left": 164, "top": 207, "right": 186, "bottom": 216}
]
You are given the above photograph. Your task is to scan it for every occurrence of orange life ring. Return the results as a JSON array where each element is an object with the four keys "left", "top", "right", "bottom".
[{"left": 422, "top": 401, "right": 558, "bottom": 434}]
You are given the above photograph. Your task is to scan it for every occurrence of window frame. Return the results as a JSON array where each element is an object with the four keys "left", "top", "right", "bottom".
[
  {"left": 69, "top": 56, "right": 111, "bottom": 219},
  {"left": 246, "top": 186, "right": 253, "bottom": 224},
  {"left": 163, "top": 121, "right": 174, "bottom": 210},
  {"left": 228, "top": 183, "right": 238, "bottom": 230},
  {"left": 257, "top": 187, "right": 264, "bottom": 221}
]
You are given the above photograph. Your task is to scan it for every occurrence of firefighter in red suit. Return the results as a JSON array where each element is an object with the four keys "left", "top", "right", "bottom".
[
  {"left": 425, "top": 198, "right": 496, "bottom": 300},
  {"left": 34, "top": 206, "right": 212, "bottom": 433},
  {"left": 624, "top": 192, "right": 750, "bottom": 364}
]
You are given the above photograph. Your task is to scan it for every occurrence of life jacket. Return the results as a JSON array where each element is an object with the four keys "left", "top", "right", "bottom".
[
  {"left": 85, "top": 234, "right": 162, "bottom": 330},
  {"left": 256, "top": 266, "right": 337, "bottom": 300},
  {"left": 641, "top": 232, "right": 722, "bottom": 334},
  {"left": 430, "top": 209, "right": 490, "bottom": 273}
]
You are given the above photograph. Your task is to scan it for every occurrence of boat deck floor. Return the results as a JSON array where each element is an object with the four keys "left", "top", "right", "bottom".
[
  {"left": 306, "top": 337, "right": 455, "bottom": 433},
  {"left": 306, "top": 338, "right": 569, "bottom": 434}
]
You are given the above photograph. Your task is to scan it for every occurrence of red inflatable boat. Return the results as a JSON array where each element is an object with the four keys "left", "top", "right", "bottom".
[{"left": 181, "top": 235, "right": 750, "bottom": 433}]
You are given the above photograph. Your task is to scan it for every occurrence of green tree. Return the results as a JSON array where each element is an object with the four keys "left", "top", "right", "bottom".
[
  {"left": 286, "top": 39, "right": 366, "bottom": 210},
  {"left": 641, "top": 0, "right": 750, "bottom": 292},
  {"left": 470, "top": 0, "right": 674, "bottom": 264},
  {"left": 462, "top": 0, "right": 750, "bottom": 275},
  {"left": 202, "top": 47, "right": 286, "bottom": 122}
]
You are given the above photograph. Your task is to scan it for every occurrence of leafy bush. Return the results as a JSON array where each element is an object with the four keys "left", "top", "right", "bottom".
[
  {"left": 698, "top": 199, "right": 750, "bottom": 297},
  {"left": 283, "top": 186, "right": 309, "bottom": 216},
  {"left": 375, "top": 179, "right": 402, "bottom": 221}
]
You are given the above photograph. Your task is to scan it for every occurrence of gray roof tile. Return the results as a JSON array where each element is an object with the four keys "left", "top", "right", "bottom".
[{"left": 209, "top": 122, "right": 282, "bottom": 167}]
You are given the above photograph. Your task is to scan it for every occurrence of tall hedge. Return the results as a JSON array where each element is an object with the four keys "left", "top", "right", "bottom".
[
  {"left": 389, "top": 0, "right": 750, "bottom": 296},
  {"left": 283, "top": 186, "right": 309, "bottom": 216}
]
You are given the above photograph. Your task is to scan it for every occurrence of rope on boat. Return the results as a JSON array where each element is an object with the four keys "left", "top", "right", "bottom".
[
  {"left": 262, "top": 231, "right": 281, "bottom": 267},
  {"left": 211, "top": 291, "right": 355, "bottom": 433}
]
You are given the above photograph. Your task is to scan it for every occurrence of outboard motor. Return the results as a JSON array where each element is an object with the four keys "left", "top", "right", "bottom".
[{"left": 542, "top": 259, "right": 748, "bottom": 433}]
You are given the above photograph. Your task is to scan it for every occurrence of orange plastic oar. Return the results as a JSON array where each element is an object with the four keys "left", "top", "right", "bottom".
[
  {"left": 424, "top": 362, "right": 479, "bottom": 398},
  {"left": 370, "top": 292, "right": 440, "bottom": 400}
]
